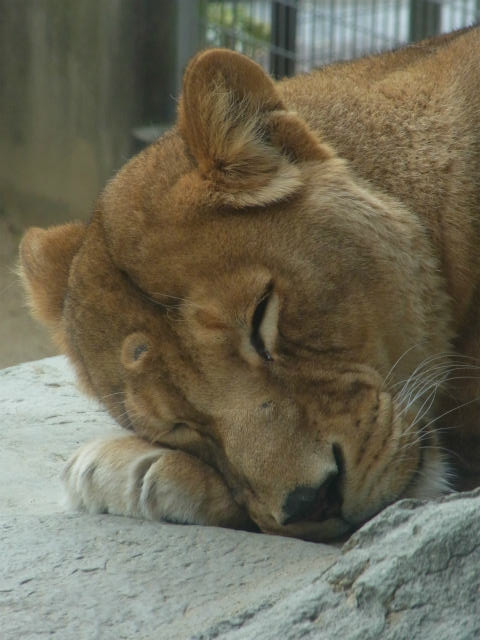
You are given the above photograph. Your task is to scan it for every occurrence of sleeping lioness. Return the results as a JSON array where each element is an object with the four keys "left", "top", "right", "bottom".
[{"left": 19, "top": 27, "right": 480, "bottom": 541}]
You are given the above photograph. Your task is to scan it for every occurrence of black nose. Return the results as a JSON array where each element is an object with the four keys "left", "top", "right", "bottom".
[
  {"left": 282, "top": 472, "right": 342, "bottom": 525},
  {"left": 283, "top": 485, "right": 322, "bottom": 524}
]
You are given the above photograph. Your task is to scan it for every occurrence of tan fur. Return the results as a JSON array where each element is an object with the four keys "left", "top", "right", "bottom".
[{"left": 20, "top": 28, "right": 480, "bottom": 541}]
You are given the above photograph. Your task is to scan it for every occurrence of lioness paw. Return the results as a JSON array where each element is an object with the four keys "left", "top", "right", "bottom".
[{"left": 63, "top": 437, "right": 248, "bottom": 528}]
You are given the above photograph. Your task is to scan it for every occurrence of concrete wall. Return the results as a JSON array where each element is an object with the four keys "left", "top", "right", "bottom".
[
  {"left": 0, "top": 0, "right": 147, "bottom": 223},
  {"left": 0, "top": 1, "right": 203, "bottom": 369},
  {"left": 0, "top": 1, "right": 203, "bottom": 224}
]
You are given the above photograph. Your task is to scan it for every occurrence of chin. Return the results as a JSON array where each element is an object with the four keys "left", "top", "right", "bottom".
[{"left": 403, "top": 445, "right": 452, "bottom": 500}]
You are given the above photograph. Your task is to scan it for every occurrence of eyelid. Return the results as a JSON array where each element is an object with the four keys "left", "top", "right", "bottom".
[
  {"left": 171, "top": 422, "right": 189, "bottom": 431},
  {"left": 251, "top": 281, "right": 274, "bottom": 331},
  {"left": 250, "top": 281, "right": 275, "bottom": 361}
]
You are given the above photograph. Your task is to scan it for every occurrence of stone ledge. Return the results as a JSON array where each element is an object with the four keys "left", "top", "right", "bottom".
[
  {"left": 1, "top": 357, "right": 479, "bottom": 639},
  {"left": 198, "top": 489, "right": 480, "bottom": 640}
]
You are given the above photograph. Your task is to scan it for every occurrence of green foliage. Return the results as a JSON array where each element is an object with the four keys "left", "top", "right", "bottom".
[{"left": 206, "top": 1, "right": 271, "bottom": 52}]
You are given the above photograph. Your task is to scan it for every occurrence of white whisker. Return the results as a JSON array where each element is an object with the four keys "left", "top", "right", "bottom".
[
  {"left": 418, "top": 393, "right": 480, "bottom": 434},
  {"left": 382, "top": 342, "right": 422, "bottom": 389}
]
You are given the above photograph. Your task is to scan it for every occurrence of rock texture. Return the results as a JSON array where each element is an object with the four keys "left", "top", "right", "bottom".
[
  {"left": 1, "top": 357, "right": 479, "bottom": 639},
  {"left": 197, "top": 491, "right": 480, "bottom": 640}
]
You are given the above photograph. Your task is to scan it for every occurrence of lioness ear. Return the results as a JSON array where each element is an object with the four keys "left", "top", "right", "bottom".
[
  {"left": 178, "top": 48, "right": 333, "bottom": 208},
  {"left": 19, "top": 223, "right": 86, "bottom": 329},
  {"left": 121, "top": 332, "right": 151, "bottom": 371}
]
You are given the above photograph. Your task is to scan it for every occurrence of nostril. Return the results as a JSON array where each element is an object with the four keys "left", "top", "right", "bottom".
[
  {"left": 283, "top": 469, "right": 343, "bottom": 525},
  {"left": 283, "top": 485, "right": 321, "bottom": 525},
  {"left": 332, "top": 442, "right": 345, "bottom": 476},
  {"left": 282, "top": 444, "right": 345, "bottom": 525}
]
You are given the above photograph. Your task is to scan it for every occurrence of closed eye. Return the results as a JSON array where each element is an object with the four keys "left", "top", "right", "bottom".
[
  {"left": 171, "top": 422, "right": 190, "bottom": 432},
  {"left": 250, "top": 281, "right": 275, "bottom": 361}
]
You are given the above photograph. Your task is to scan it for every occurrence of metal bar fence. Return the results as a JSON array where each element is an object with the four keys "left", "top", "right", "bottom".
[{"left": 199, "top": 0, "right": 480, "bottom": 75}]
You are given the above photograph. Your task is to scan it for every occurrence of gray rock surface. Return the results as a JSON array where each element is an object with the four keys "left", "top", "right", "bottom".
[
  {"left": 198, "top": 491, "right": 480, "bottom": 640},
  {"left": 1, "top": 357, "right": 479, "bottom": 639}
]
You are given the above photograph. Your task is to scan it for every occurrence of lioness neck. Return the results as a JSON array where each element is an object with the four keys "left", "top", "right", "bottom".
[{"left": 279, "top": 27, "right": 480, "bottom": 329}]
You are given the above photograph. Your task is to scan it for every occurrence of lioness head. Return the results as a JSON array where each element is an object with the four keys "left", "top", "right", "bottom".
[{"left": 20, "top": 49, "right": 453, "bottom": 540}]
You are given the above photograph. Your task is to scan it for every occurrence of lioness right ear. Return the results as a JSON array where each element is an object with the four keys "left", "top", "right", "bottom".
[
  {"left": 178, "top": 49, "right": 334, "bottom": 208},
  {"left": 19, "top": 223, "right": 86, "bottom": 330}
]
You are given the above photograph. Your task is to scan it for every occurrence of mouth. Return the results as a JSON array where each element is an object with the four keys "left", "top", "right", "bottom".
[
  {"left": 281, "top": 444, "right": 345, "bottom": 527},
  {"left": 282, "top": 515, "right": 353, "bottom": 542},
  {"left": 292, "top": 423, "right": 446, "bottom": 542},
  {"left": 304, "top": 472, "right": 344, "bottom": 523},
  {"left": 254, "top": 416, "right": 450, "bottom": 542},
  {"left": 279, "top": 454, "right": 352, "bottom": 541},
  {"left": 307, "top": 442, "right": 346, "bottom": 524}
]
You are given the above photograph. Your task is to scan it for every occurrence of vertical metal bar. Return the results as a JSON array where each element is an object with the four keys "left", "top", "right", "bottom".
[
  {"left": 383, "top": 0, "right": 389, "bottom": 49},
  {"left": 370, "top": 0, "right": 377, "bottom": 52},
  {"left": 270, "top": 0, "right": 297, "bottom": 78},
  {"left": 321, "top": 0, "right": 328, "bottom": 64},
  {"left": 310, "top": 0, "right": 316, "bottom": 70},
  {"left": 394, "top": 0, "right": 401, "bottom": 44},
  {"left": 336, "top": 1, "right": 343, "bottom": 60},
  {"left": 318, "top": 0, "right": 324, "bottom": 63},
  {"left": 352, "top": 0, "right": 358, "bottom": 58},
  {"left": 328, "top": 0, "right": 335, "bottom": 62},
  {"left": 248, "top": 0, "right": 253, "bottom": 56},
  {"left": 220, "top": 0, "right": 225, "bottom": 47},
  {"left": 339, "top": 1, "right": 346, "bottom": 60},
  {"left": 139, "top": 0, "right": 181, "bottom": 126},
  {"left": 232, "top": 0, "right": 238, "bottom": 52},
  {"left": 176, "top": 0, "right": 201, "bottom": 92},
  {"left": 263, "top": 0, "right": 269, "bottom": 69},
  {"left": 409, "top": 0, "right": 441, "bottom": 42}
]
